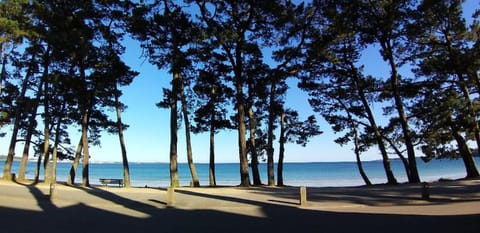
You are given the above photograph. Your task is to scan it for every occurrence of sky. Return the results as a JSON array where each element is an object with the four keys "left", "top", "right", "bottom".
[{"left": 1, "top": 0, "right": 479, "bottom": 163}]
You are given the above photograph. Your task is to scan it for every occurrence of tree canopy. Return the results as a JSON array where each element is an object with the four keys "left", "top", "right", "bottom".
[{"left": 1, "top": 0, "right": 479, "bottom": 186}]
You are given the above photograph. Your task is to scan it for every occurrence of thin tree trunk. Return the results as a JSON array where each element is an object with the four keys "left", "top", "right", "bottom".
[
  {"left": 382, "top": 41, "right": 420, "bottom": 183},
  {"left": 34, "top": 151, "right": 42, "bottom": 183},
  {"left": 448, "top": 116, "right": 480, "bottom": 178},
  {"left": 67, "top": 138, "right": 83, "bottom": 185},
  {"left": 353, "top": 123, "right": 372, "bottom": 186},
  {"left": 180, "top": 80, "right": 200, "bottom": 187},
  {"left": 51, "top": 112, "right": 64, "bottom": 184},
  {"left": 236, "top": 82, "right": 250, "bottom": 187},
  {"left": 81, "top": 110, "right": 90, "bottom": 187},
  {"left": 79, "top": 61, "right": 90, "bottom": 187},
  {"left": 353, "top": 72, "right": 397, "bottom": 185},
  {"left": 233, "top": 55, "right": 250, "bottom": 186},
  {"left": 457, "top": 74, "right": 480, "bottom": 154},
  {"left": 266, "top": 80, "right": 276, "bottom": 186},
  {"left": 383, "top": 135, "right": 412, "bottom": 181},
  {"left": 209, "top": 114, "right": 216, "bottom": 186},
  {"left": 42, "top": 63, "right": 51, "bottom": 184},
  {"left": 18, "top": 80, "right": 43, "bottom": 181},
  {"left": 248, "top": 107, "right": 262, "bottom": 185},
  {"left": 169, "top": 72, "right": 180, "bottom": 187},
  {"left": 114, "top": 85, "right": 131, "bottom": 188},
  {"left": 0, "top": 52, "right": 6, "bottom": 95},
  {"left": 277, "top": 112, "right": 286, "bottom": 186},
  {"left": 337, "top": 95, "right": 372, "bottom": 186}
]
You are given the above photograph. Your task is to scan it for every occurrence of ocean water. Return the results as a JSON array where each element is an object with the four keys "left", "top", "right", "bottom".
[{"left": 1, "top": 157, "right": 479, "bottom": 187}]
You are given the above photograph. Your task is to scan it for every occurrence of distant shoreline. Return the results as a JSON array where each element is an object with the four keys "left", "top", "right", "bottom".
[{"left": 2, "top": 156, "right": 476, "bottom": 164}]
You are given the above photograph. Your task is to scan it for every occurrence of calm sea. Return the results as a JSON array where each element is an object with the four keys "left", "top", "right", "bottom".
[{"left": 1, "top": 158, "right": 479, "bottom": 187}]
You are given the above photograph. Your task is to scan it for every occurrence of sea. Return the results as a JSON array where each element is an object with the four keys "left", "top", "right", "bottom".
[{"left": 1, "top": 157, "right": 479, "bottom": 187}]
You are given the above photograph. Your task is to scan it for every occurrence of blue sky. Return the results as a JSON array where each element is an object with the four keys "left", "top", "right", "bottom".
[{"left": 1, "top": 0, "right": 479, "bottom": 163}]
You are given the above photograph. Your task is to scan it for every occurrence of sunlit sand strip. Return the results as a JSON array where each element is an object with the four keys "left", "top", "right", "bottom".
[
  {"left": 0, "top": 195, "right": 44, "bottom": 211},
  {"left": 79, "top": 202, "right": 152, "bottom": 218}
]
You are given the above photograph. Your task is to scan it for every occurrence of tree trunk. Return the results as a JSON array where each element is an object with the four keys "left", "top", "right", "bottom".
[
  {"left": 234, "top": 47, "right": 250, "bottom": 186},
  {"left": 67, "top": 138, "right": 83, "bottom": 185},
  {"left": 354, "top": 74, "right": 397, "bottom": 185},
  {"left": 0, "top": 52, "right": 6, "bottom": 95},
  {"left": 180, "top": 79, "right": 200, "bottom": 187},
  {"left": 209, "top": 113, "right": 216, "bottom": 186},
  {"left": 42, "top": 67, "right": 51, "bottom": 184},
  {"left": 353, "top": 123, "right": 372, "bottom": 186},
  {"left": 248, "top": 107, "right": 262, "bottom": 185},
  {"left": 18, "top": 125, "right": 33, "bottom": 181},
  {"left": 34, "top": 151, "right": 42, "bottom": 183},
  {"left": 51, "top": 108, "right": 65, "bottom": 184},
  {"left": 266, "top": 80, "right": 276, "bottom": 186},
  {"left": 449, "top": 117, "right": 480, "bottom": 178},
  {"left": 18, "top": 79, "right": 43, "bottom": 181},
  {"left": 277, "top": 112, "right": 286, "bottom": 186},
  {"left": 169, "top": 72, "right": 180, "bottom": 187},
  {"left": 383, "top": 135, "right": 412, "bottom": 181},
  {"left": 457, "top": 73, "right": 480, "bottom": 154},
  {"left": 81, "top": 110, "right": 90, "bottom": 187},
  {"left": 2, "top": 54, "right": 36, "bottom": 180},
  {"left": 236, "top": 81, "right": 251, "bottom": 187},
  {"left": 114, "top": 85, "right": 131, "bottom": 188},
  {"left": 382, "top": 41, "right": 420, "bottom": 183},
  {"left": 208, "top": 85, "right": 217, "bottom": 186},
  {"left": 79, "top": 61, "right": 90, "bottom": 187}
]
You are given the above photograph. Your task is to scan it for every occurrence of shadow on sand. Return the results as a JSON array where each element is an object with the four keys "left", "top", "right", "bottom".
[{"left": 0, "top": 181, "right": 479, "bottom": 233}]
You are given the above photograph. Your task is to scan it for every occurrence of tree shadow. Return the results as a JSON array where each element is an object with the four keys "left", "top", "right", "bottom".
[
  {"left": 246, "top": 180, "right": 480, "bottom": 207},
  {"left": 1, "top": 182, "right": 479, "bottom": 233}
]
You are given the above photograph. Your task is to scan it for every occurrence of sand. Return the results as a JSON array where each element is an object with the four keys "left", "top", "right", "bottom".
[{"left": 0, "top": 179, "right": 479, "bottom": 233}]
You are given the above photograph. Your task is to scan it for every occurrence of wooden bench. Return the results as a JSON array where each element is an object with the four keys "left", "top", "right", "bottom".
[{"left": 99, "top": 178, "right": 124, "bottom": 187}]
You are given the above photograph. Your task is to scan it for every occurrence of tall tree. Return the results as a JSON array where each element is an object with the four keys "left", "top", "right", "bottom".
[
  {"left": 195, "top": 0, "right": 267, "bottom": 186},
  {"left": 180, "top": 79, "right": 200, "bottom": 187},
  {"left": 276, "top": 110, "right": 322, "bottom": 186},
  {"left": 192, "top": 61, "right": 234, "bottom": 186},
  {"left": 409, "top": 0, "right": 480, "bottom": 178},
  {"left": 357, "top": 0, "right": 420, "bottom": 183},
  {"left": 298, "top": 0, "right": 399, "bottom": 184},
  {"left": 1, "top": 0, "right": 36, "bottom": 180},
  {"left": 194, "top": 0, "right": 306, "bottom": 186},
  {"left": 129, "top": 0, "right": 200, "bottom": 187},
  {"left": 0, "top": 0, "right": 32, "bottom": 95},
  {"left": 245, "top": 56, "right": 269, "bottom": 186},
  {"left": 99, "top": 0, "right": 139, "bottom": 188}
]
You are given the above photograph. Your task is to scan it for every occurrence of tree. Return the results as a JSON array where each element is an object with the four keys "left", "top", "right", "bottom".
[
  {"left": 408, "top": 0, "right": 480, "bottom": 178},
  {"left": 192, "top": 58, "right": 234, "bottom": 186},
  {"left": 298, "top": 0, "right": 399, "bottom": 184},
  {"left": 195, "top": 0, "right": 277, "bottom": 186},
  {"left": 356, "top": 0, "right": 420, "bottom": 183},
  {"left": 98, "top": 0, "right": 139, "bottom": 188},
  {"left": 1, "top": 0, "right": 36, "bottom": 180},
  {"left": 129, "top": 0, "right": 200, "bottom": 187},
  {"left": 277, "top": 110, "right": 322, "bottom": 186},
  {"left": 245, "top": 53, "right": 270, "bottom": 186},
  {"left": 180, "top": 77, "right": 200, "bottom": 187},
  {"left": 0, "top": 0, "right": 32, "bottom": 95}
]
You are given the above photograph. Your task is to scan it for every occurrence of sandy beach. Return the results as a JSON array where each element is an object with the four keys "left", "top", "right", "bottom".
[{"left": 0, "top": 179, "right": 479, "bottom": 233}]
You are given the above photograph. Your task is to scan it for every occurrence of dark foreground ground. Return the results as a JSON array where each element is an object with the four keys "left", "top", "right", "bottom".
[{"left": 0, "top": 179, "right": 479, "bottom": 233}]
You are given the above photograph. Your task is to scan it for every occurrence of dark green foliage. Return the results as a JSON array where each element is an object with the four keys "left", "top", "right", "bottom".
[{"left": 1, "top": 0, "right": 479, "bottom": 185}]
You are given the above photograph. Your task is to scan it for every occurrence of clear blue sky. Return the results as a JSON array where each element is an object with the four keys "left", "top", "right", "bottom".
[{"left": 1, "top": 0, "right": 478, "bottom": 163}]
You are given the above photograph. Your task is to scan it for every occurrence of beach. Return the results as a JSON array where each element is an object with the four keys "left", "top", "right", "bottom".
[{"left": 0, "top": 179, "right": 479, "bottom": 233}]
